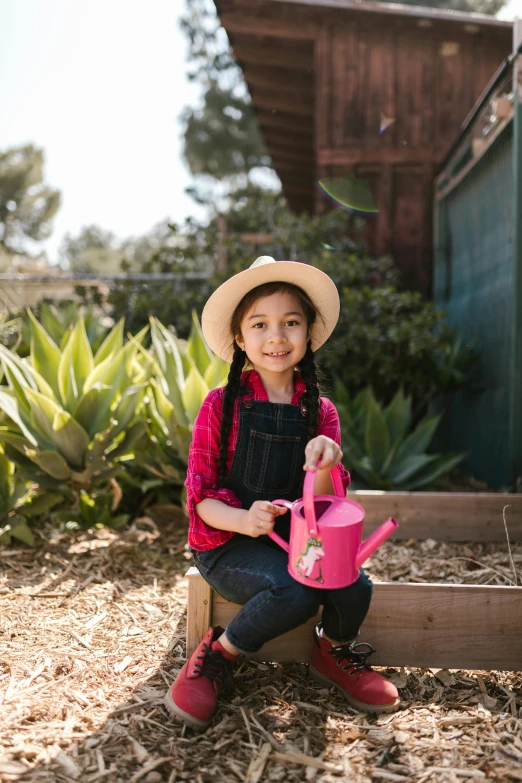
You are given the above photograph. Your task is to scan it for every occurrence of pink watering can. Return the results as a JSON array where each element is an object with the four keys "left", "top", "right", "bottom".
[{"left": 269, "top": 466, "right": 398, "bottom": 589}]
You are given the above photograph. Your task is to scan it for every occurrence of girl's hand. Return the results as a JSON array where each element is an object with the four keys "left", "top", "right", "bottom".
[
  {"left": 304, "top": 435, "right": 343, "bottom": 472},
  {"left": 244, "top": 500, "right": 287, "bottom": 538}
]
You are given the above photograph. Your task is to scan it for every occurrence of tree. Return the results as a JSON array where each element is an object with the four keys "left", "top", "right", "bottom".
[
  {"left": 59, "top": 225, "right": 122, "bottom": 273},
  {"left": 0, "top": 144, "right": 61, "bottom": 253},
  {"left": 180, "top": 0, "right": 272, "bottom": 204}
]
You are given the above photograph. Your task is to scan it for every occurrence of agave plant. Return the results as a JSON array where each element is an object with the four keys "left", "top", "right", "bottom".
[
  {"left": 36, "top": 301, "right": 112, "bottom": 356},
  {"left": 335, "top": 383, "right": 465, "bottom": 490},
  {"left": 136, "top": 312, "right": 229, "bottom": 500},
  {"left": 0, "top": 448, "right": 62, "bottom": 546},
  {"left": 0, "top": 313, "right": 150, "bottom": 528},
  {"left": 0, "top": 310, "right": 23, "bottom": 366}
]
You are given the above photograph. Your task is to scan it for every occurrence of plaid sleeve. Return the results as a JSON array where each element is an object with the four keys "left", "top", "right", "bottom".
[
  {"left": 185, "top": 389, "right": 243, "bottom": 537},
  {"left": 318, "top": 397, "right": 351, "bottom": 490}
]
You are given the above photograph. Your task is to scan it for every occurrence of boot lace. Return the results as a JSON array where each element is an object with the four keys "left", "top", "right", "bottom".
[
  {"left": 329, "top": 641, "right": 375, "bottom": 675},
  {"left": 192, "top": 643, "right": 235, "bottom": 688}
]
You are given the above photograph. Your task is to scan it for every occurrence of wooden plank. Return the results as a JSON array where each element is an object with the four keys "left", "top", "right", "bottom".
[
  {"left": 247, "top": 0, "right": 512, "bottom": 29},
  {"left": 269, "top": 158, "right": 314, "bottom": 176},
  {"left": 396, "top": 34, "right": 436, "bottom": 150},
  {"left": 314, "top": 26, "right": 332, "bottom": 151},
  {"left": 363, "top": 29, "right": 395, "bottom": 150},
  {"left": 210, "top": 581, "right": 522, "bottom": 670},
  {"left": 263, "top": 135, "right": 314, "bottom": 154},
  {"left": 243, "top": 65, "right": 314, "bottom": 94},
  {"left": 232, "top": 42, "right": 313, "bottom": 71},
  {"left": 186, "top": 567, "right": 213, "bottom": 657},
  {"left": 352, "top": 491, "right": 522, "bottom": 542},
  {"left": 266, "top": 144, "right": 313, "bottom": 163},
  {"left": 250, "top": 89, "right": 313, "bottom": 117},
  {"left": 330, "top": 25, "right": 348, "bottom": 148},
  {"left": 392, "top": 167, "right": 430, "bottom": 293},
  {"left": 256, "top": 110, "right": 314, "bottom": 136},
  {"left": 314, "top": 163, "right": 329, "bottom": 213},
  {"left": 435, "top": 40, "right": 474, "bottom": 157},
  {"left": 318, "top": 147, "right": 435, "bottom": 165},
  {"left": 220, "top": 12, "right": 317, "bottom": 40}
]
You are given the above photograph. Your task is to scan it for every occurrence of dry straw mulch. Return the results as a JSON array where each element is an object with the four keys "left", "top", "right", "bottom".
[{"left": 1, "top": 513, "right": 521, "bottom": 783}]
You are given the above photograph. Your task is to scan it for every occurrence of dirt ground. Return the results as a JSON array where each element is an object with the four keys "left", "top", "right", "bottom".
[{"left": 1, "top": 514, "right": 521, "bottom": 783}]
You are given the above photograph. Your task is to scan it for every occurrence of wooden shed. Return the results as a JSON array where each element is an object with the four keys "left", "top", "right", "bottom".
[{"left": 215, "top": 0, "right": 512, "bottom": 293}]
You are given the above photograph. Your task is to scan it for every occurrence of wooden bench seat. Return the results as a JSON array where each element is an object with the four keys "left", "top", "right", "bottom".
[
  {"left": 186, "top": 567, "right": 522, "bottom": 671},
  {"left": 186, "top": 491, "right": 522, "bottom": 671}
]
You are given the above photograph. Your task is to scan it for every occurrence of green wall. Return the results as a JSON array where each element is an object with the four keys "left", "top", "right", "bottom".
[{"left": 434, "top": 124, "right": 515, "bottom": 487}]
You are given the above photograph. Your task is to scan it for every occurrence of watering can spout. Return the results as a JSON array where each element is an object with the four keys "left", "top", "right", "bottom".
[{"left": 355, "top": 517, "right": 398, "bottom": 569}]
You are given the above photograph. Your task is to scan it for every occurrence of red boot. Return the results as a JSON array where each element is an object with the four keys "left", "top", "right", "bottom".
[
  {"left": 164, "top": 627, "right": 237, "bottom": 729},
  {"left": 310, "top": 625, "right": 400, "bottom": 714}
]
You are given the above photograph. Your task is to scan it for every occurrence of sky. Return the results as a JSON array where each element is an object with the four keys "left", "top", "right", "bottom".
[
  {"left": 1, "top": 0, "right": 521, "bottom": 266},
  {"left": 1, "top": 0, "right": 204, "bottom": 264}
]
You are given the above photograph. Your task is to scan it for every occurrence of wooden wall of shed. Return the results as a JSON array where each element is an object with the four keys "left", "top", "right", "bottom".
[{"left": 314, "top": 23, "right": 508, "bottom": 294}]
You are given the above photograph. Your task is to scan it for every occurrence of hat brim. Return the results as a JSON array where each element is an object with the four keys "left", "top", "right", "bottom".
[{"left": 202, "top": 261, "right": 340, "bottom": 363}]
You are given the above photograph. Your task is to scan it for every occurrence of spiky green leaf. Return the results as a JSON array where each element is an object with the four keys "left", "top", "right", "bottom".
[
  {"left": 27, "top": 309, "right": 61, "bottom": 398},
  {"left": 111, "top": 384, "right": 147, "bottom": 439},
  {"left": 94, "top": 318, "right": 125, "bottom": 365},
  {"left": 204, "top": 355, "right": 230, "bottom": 390},
  {"left": 58, "top": 318, "right": 94, "bottom": 406},
  {"left": 389, "top": 454, "right": 439, "bottom": 484},
  {"left": 106, "top": 421, "right": 147, "bottom": 460},
  {"left": 73, "top": 384, "right": 115, "bottom": 438},
  {"left": 176, "top": 425, "right": 193, "bottom": 463},
  {"left": 384, "top": 387, "right": 411, "bottom": 449},
  {"left": 23, "top": 388, "right": 89, "bottom": 469},
  {"left": 20, "top": 492, "right": 63, "bottom": 516},
  {"left": 39, "top": 303, "right": 63, "bottom": 344},
  {"left": 394, "top": 415, "right": 441, "bottom": 464},
  {"left": 181, "top": 366, "right": 209, "bottom": 424},
  {"left": 9, "top": 518, "right": 35, "bottom": 547},
  {"left": 24, "top": 449, "right": 73, "bottom": 480},
  {"left": 363, "top": 390, "right": 390, "bottom": 473},
  {"left": 187, "top": 310, "right": 212, "bottom": 375},
  {"left": 0, "top": 391, "right": 38, "bottom": 445},
  {"left": 401, "top": 453, "right": 466, "bottom": 490}
]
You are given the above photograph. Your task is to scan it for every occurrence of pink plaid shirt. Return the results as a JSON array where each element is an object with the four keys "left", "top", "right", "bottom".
[{"left": 185, "top": 369, "right": 351, "bottom": 551}]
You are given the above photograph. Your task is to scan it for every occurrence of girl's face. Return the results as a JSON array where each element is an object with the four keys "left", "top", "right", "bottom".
[{"left": 236, "top": 291, "right": 309, "bottom": 376}]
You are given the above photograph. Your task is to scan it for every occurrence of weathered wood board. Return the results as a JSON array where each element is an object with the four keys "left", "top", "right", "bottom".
[
  {"left": 352, "top": 491, "right": 522, "bottom": 542},
  {"left": 187, "top": 568, "right": 522, "bottom": 670}
]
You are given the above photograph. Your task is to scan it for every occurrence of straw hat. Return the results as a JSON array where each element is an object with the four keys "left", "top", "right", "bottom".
[{"left": 201, "top": 256, "right": 340, "bottom": 363}]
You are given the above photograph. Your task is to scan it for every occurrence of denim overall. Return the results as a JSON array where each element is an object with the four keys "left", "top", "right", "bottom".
[{"left": 192, "top": 389, "right": 373, "bottom": 654}]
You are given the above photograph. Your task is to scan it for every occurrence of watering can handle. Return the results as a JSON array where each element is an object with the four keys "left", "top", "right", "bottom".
[
  {"left": 303, "top": 461, "right": 345, "bottom": 538},
  {"left": 268, "top": 499, "right": 293, "bottom": 553}
]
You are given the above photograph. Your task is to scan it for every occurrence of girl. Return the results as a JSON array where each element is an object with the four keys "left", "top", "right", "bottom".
[{"left": 165, "top": 256, "right": 399, "bottom": 729}]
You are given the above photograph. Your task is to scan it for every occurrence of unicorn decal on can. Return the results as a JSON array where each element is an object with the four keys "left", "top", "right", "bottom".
[{"left": 296, "top": 536, "right": 325, "bottom": 582}]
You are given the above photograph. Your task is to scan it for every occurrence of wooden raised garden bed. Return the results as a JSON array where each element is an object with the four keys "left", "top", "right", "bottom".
[{"left": 186, "top": 492, "right": 522, "bottom": 671}]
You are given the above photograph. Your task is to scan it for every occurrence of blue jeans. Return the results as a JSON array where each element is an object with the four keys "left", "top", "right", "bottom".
[{"left": 192, "top": 534, "right": 373, "bottom": 655}]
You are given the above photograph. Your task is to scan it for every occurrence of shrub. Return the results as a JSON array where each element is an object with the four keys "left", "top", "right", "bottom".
[
  {"left": 0, "top": 314, "right": 149, "bottom": 530},
  {"left": 0, "top": 448, "right": 61, "bottom": 546},
  {"left": 315, "top": 250, "right": 481, "bottom": 411},
  {"left": 335, "top": 382, "right": 466, "bottom": 490}
]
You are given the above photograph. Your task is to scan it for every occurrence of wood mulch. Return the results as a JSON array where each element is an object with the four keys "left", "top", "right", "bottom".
[{"left": 1, "top": 514, "right": 521, "bottom": 783}]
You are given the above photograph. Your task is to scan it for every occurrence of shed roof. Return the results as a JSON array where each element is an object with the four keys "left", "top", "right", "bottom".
[
  {"left": 266, "top": 0, "right": 512, "bottom": 28},
  {"left": 216, "top": 0, "right": 513, "bottom": 212}
]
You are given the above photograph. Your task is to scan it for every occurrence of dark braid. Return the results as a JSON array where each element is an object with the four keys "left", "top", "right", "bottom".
[
  {"left": 299, "top": 341, "right": 321, "bottom": 441},
  {"left": 218, "top": 343, "right": 245, "bottom": 486}
]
